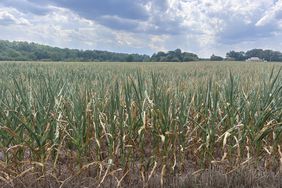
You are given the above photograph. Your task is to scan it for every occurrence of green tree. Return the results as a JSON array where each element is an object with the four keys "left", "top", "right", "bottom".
[
  {"left": 226, "top": 51, "right": 246, "bottom": 61},
  {"left": 210, "top": 54, "right": 223, "bottom": 61}
]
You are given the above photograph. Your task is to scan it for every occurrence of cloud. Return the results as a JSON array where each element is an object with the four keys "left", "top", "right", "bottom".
[
  {"left": 0, "top": 8, "right": 30, "bottom": 25},
  {"left": 46, "top": 0, "right": 151, "bottom": 32},
  {"left": 0, "top": 0, "right": 50, "bottom": 15},
  {"left": 0, "top": 5, "right": 150, "bottom": 54},
  {"left": 256, "top": 0, "right": 282, "bottom": 27},
  {"left": 53, "top": 0, "right": 149, "bottom": 20},
  {"left": 0, "top": 0, "right": 282, "bottom": 57}
]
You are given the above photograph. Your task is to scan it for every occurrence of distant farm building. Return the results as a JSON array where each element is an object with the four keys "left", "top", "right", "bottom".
[{"left": 246, "top": 57, "right": 264, "bottom": 62}]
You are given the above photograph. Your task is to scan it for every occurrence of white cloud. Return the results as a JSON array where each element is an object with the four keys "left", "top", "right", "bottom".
[
  {"left": 0, "top": 0, "right": 282, "bottom": 57},
  {"left": 256, "top": 0, "right": 282, "bottom": 26},
  {"left": 0, "top": 8, "right": 30, "bottom": 25},
  {"left": 149, "top": 35, "right": 171, "bottom": 52}
]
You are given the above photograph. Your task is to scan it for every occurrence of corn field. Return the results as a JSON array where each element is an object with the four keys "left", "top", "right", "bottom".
[{"left": 0, "top": 61, "right": 282, "bottom": 187}]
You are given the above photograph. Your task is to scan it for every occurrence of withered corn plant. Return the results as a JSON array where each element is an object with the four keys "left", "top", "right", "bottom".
[{"left": 0, "top": 61, "right": 281, "bottom": 187}]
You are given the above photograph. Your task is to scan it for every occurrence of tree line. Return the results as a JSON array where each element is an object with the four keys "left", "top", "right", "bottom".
[
  {"left": 151, "top": 49, "right": 199, "bottom": 62},
  {"left": 225, "top": 49, "right": 282, "bottom": 61},
  {"left": 0, "top": 40, "right": 150, "bottom": 62},
  {"left": 0, "top": 41, "right": 199, "bottom": 62},
  {"left": 0, "top": 40, "right": 282, "bottom": 62}
]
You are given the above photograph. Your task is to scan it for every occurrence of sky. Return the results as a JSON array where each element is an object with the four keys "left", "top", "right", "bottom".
[{"left": 0, "top": 0, "right": 282, "bottom": 57}]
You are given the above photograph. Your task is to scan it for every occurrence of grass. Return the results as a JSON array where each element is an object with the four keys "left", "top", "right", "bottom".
[{"left": 0, "top": 61, "right": 281, "bottom": 187}]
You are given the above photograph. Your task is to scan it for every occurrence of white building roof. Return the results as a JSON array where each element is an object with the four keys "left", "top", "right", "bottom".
[{"left": 246, "top": 57, "right": 263, "bottom": 61}]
